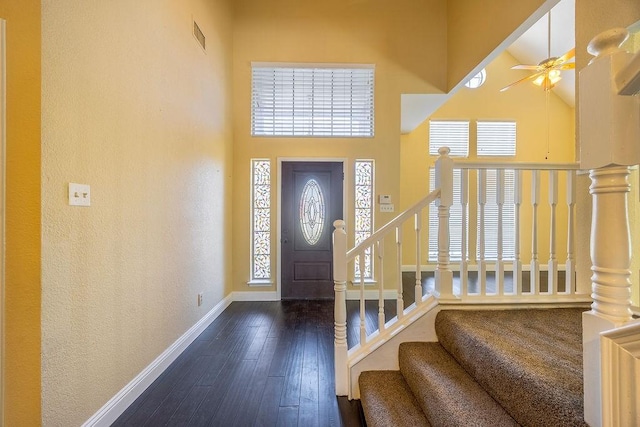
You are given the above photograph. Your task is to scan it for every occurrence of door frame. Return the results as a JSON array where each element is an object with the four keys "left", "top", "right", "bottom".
[
  {"left": 0, "top": 18, "right": 6, "bottom": 422},
  {"left": 277, "top": 157, "right": 348, "bottom": 300}
]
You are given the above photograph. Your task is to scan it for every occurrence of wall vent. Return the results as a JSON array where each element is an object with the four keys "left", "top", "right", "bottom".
[{"left": 193, "top": 20, "right": 205, "bottom": 51}]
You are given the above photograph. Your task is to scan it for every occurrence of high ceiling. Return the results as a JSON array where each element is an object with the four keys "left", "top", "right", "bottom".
[
  {"left": 506, "top": 0, "right": 575, "bottom": 107},
  {"left": 401, "top": 0, "right": 575, "bottom": 133}
]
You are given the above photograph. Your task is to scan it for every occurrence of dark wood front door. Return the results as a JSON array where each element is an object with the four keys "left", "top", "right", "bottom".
[{"left": 281, "top": 162, "right": 343, "bottom": 300}]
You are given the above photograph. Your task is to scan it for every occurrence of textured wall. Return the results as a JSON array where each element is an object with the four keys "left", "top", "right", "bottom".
[
  {"left": 0, "top": 0, "right": 42, "bottom": 425},
  {"left": 41, "top": 0, "right": 233, "bottom": 424}
]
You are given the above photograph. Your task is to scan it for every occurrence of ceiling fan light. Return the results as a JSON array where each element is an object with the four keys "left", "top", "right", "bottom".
[
  {"left": 549, "top": 69, "right": 562, "bottom": 84},
  {"left": 533, "top": 74, "right": 546, "bottom": 87}
]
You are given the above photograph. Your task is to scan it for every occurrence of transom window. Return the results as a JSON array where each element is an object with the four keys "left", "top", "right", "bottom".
[{"left": 251, "top": 64, "right": 375, "bottom": 137}]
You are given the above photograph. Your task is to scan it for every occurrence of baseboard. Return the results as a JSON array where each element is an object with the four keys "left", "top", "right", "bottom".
[
  {"left": 82, "top": 294, "right": 234, "bottom": 427},
  {"left": 232, "top": 290, "right": 280, "bottom": 301}
]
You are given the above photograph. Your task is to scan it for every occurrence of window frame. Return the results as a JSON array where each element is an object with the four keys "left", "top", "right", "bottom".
[
  {"left": 251, "top": 63, "right": 375, "bottom": 138},
  {"left": 249, "top": 159, "right": 272, "bottom": 284}
]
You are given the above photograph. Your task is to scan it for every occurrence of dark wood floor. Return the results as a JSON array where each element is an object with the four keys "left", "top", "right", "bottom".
[{"left": 113, "top": 300, "right": 366, "bottom": 427}]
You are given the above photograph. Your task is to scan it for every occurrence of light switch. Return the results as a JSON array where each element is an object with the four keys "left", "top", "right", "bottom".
[
  {"left": 380, "top": 204, "right": 394, "bottom": 213},
  {"left": 69, "top": 183, "right": 91, "bottom": 206}
]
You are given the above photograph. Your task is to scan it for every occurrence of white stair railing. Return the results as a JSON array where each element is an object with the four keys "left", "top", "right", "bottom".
[
  {"left": 333, "top": 149, "right": 592, "bottom": 395},
  {"left": 451, "top": 161, "right": 582, "bottom": 299}
]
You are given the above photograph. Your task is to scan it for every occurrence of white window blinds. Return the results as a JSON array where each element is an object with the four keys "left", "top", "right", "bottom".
[
  {"left": 251, "top": 65, "right": 374, "bottom": 137},
  {"left": 429, "top": 120, "right": 469, "bottom": 157},
  {"left": 477, "top": 121, "right": 516, "bottom": 156},
  {"left": 477, "top": 170, "right": 516, "bottom": 260}
]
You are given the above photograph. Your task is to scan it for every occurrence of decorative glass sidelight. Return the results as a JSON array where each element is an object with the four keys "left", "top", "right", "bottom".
[
  {"left": 355, "top": 160, "right": 374, "bottom": 279},
  {"left": 251, "top": 159, "right": 271, "bottom": 280},
  {"left": 299, "top": 178, "right": 325, "bottom": 245}
]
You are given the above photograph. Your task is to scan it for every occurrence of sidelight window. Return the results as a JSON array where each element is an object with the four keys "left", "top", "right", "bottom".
[
  {"left": 355, "top": 160, "right": 374, "bottom": 280},
  {"left": 251, "top": 159, "right": 271, "bottom": 282}
]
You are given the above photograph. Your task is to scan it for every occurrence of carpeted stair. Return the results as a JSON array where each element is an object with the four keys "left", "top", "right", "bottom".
[{"left": 359, "top": 308, "right": 588, "bottom": 426}]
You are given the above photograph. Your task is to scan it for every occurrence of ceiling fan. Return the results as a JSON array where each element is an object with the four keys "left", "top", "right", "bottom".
[{"left": 500, "top": 11, "right": 575, "bottom": 92}]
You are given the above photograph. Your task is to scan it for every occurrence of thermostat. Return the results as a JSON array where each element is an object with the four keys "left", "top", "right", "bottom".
[{"left": 379, "top": 195, "right": 392, "bottom": 204}]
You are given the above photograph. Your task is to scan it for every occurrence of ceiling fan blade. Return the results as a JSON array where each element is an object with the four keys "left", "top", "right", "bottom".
[
  {"left": 500, "top": 71, "right": 546, "bottom": 92},
  {"left": 553, "top": 62, "right": 575, "bottom": 70},
  {"left": 511, "top": 64, "right": 541, "bottom": 70},
  {"left": 556, "top": 47, "right": 575, "bottom": 64}
]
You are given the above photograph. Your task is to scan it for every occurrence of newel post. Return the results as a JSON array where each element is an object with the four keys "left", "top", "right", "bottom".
[
  {"left": 579, "top": 27, "right": 640, "bottom": 427},
  {"left": 434, "top": 147, "right": 455, "bottom": 300},
  {"left": 332, "top": 220, "right": 349, "bottom": 396}
]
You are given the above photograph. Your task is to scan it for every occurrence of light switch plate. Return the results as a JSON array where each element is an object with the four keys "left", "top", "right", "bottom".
[
  {"left": 380, "top": 204, "right": 394, "bottom": 213},
  {"left": 69, "top": 183, "right": 91, "bottom": 206}
]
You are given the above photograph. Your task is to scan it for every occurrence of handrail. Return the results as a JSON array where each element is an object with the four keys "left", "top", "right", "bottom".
[
  {"left": 452, "top": 160, "right": 580, "bottom": 170},
  {"left": 345, "top": 188, "right": 440, "bottom": 262}
]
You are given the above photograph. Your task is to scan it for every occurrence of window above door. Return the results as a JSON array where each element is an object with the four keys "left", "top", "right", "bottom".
[{"left": 251, "top": 63, "right": 375, "bottom": 138}]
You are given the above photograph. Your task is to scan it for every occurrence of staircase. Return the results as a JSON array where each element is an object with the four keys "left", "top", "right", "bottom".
[{"left": 359, "top": 308, "right": 588, "bottom": 427}]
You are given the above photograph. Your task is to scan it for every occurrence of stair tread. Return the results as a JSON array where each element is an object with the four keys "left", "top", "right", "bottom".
[
  {"left": 435, "top": 308, "right": 587, "bottom": 426},
  {"left": 399, "top": 342, "right": 518, "bottom": 427},
  {"left": 359, "top": 370, "right": 430, "bottom": 427}
]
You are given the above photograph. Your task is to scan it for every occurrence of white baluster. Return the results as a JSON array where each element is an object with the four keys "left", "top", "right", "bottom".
[
  {"left": 531, "top": 170, "right": 540, "bottom": 294},
  {"left": 548, "top": 170, "right": 558, "bottom": 294},
  {"left": 589, "top": 167, "right": 633, "bottom": 321},
  {"left": 332, "top": 220, "right": 348, "bottom": 395},
  {"left": 478, "top": 169, "right": 487, "bottom": 295},
  {"left": 496, "top": 169, "right": 505, "bottom": 295},
  {"left": 435, "top": 147, "right": 454, "bottom": 299},
  {"left": 359, "top": 254, "right": 366, "bottom": 345},
  {"left": 396, "top": 226, "right": 404, "bottom": 319},
  {"left": 377, "top": 240, "right": 385, "bottom": 332},
  {"left": 566, "top": 170, "right": 576, "bottom": 294},
  {"left": 514, "top": 170, "right": 523, "bottom": 295},
  {"left": 579, "top": 28, "right": 639, "bottom": 426},
  {"left": 414, "top": 213, "right": 422, "bottom": 305},
  {"left": 460, "top": 169, "right": 469, "bottom": 297}
]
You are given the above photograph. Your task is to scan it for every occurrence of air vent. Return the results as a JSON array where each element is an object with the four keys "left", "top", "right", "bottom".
[{"left": 193, "top": 20, "right": 205, "bottom": 51}]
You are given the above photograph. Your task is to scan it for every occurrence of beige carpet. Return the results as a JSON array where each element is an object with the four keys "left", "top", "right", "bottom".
[{"left": 359, "top": 307, "right": 589, "bottom": 426}]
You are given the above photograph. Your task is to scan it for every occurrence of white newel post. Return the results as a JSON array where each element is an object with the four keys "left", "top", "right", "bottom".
[
  {"left": 332, "top": 220, "right": 348, "bottom": 396},
  {"left": 579, "top": 28, "right": 640, "bottom": 427},
  {"left": 434, "top": 147, "right": 454, "bottom": 299}
]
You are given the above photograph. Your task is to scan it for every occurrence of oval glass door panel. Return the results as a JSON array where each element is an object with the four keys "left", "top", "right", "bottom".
[{"left": 299, "top": 178, "right": 325, "bottom": 245}]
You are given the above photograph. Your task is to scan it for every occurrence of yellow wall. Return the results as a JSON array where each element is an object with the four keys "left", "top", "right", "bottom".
[
  {"left": 447, "top": 0, "right": 552, "bottom": 90},
  {"left": 575, "top": 2, "right": 640, "bottom": 306},
  {"left": 40, "top": 0, "right": 234, "bottom": 424},
  {"left": 0, "top": 1, "right": 42, "bottom": 425},
  {"left": 231, "top": 0, "right": 448, "bottom": 292},
  {"left": 401, "top": 51, "right": 575, "bottom": 267}
]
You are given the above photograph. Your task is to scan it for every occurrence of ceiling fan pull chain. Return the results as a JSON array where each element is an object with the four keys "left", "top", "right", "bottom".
[{"left": 545, "top": 89, "right": 550, "bottom": 160}]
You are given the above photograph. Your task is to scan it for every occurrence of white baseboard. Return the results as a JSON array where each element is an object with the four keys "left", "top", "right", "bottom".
[
  {"left": 82, "top": 294, "right": 234, "bottom": 427},
  {"left": 232, "top": 290, "right": 280, "bottom": 301}
]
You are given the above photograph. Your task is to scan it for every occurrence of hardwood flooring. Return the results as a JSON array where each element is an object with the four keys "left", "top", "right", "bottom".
[{"left": 113, "top": 300, "right": 366, "bottom": 427}]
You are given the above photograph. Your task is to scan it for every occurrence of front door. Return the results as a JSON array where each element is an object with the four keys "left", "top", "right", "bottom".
[{"left": 281, "top": 162, "right": 343, "bottom": 299}]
